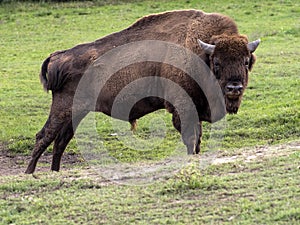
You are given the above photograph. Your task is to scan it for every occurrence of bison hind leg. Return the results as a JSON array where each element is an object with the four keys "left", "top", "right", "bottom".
[
  {"left": 51, "top": 121, "right": 74, "bottom": 172},
  {"left": 25, "top": 114, "right": 65, "bottom": 174},
  {"left": 51, "top": 112, "right": 88, "bottom": 172}
]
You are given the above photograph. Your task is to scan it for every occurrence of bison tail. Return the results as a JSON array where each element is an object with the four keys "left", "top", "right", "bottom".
[{"left": 40, "top": 56, "right": 51, "bottom": 92}]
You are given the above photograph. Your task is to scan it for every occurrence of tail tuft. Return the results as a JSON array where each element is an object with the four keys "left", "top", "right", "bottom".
[{"left": 40, "top": 56, "right": 51, "bottom": 92}]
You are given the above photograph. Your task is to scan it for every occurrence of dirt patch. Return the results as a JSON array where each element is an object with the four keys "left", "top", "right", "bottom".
[
  {"left": 0, "top": 151, "right": 82, "bottom": 176},
  {"left": 0, "top": 141, "right": 299, "bottom": 179},
  {"left": 212, "top": 141, "right": 300, "bottom": 165}
]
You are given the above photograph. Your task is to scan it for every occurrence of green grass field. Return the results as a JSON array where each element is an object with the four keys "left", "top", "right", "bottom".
[{"left": 0, "top": 0, "right": 299, "bottom": 224}]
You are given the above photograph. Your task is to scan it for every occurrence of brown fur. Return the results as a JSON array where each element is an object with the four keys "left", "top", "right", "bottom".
[{"left": 25, "top": 10, "right": 258, "bottom": 174}]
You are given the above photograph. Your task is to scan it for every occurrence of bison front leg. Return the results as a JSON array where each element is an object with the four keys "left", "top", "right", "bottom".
[
  {"left": 182, "top": 124, "right": 201, "bottom": 155},
  {"left": 195, "top": 121, "right": 202, "bottom": 154},
  {"left": 171, "top": 111, "right": 201, "bottom": 155}
]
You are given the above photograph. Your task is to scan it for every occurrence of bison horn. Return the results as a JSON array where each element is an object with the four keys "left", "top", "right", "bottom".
[
  {"left": 197, "top": 39, "right": 215, "bottom": 55},
  {"left": 247, "top": 39, "right": 261, "bottom": 53}
]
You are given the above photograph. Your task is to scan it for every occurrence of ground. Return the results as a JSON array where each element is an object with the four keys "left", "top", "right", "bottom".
[
  {"left": 0, "top": 146, "right": 80, "bottom": 176},
  {"left": 1, "top": 141, "right": 298, "bottom": 179},
  {"left": 1, "top": 141, "right": 299, "bottom": 224}
]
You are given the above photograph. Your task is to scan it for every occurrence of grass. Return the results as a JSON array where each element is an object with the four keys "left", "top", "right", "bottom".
[
  {"left": 0, "top": 0, "right": 299, "bottom": 224},
  {"left": 0, "top": 147, "right": 299, "bottom": 224}
]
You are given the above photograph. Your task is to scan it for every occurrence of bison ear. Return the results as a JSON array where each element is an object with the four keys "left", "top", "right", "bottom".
[
  {"left": 247, "top": 39, "right": 260, "bottom": 53},
  {"left": 197, "top": 39, "right": 215, "bottom": 55}
]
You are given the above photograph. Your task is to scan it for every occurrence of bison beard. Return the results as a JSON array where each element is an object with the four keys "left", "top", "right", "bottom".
[
  {"left": 25, "top": 10, "right": 259, "bottom": 174},
  {"left": 225, "top": 97, "right": 242, "bottom": 114}
]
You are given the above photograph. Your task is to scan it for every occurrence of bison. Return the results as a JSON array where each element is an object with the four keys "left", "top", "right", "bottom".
[{"left": 25, "top": 10, "right": 260, "bottom": 174}]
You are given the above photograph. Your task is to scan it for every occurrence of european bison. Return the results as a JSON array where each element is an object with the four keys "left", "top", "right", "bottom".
[{"left": 25, "top": 10, "right": 260, "bottom": 174}]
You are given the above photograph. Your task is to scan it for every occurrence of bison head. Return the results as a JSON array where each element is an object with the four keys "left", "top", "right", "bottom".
[{"left": 198, "top": 34, "right": 260, "bottom": 114}]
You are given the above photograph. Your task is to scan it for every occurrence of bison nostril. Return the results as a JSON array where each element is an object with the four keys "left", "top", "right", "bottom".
[
  {"left": 226, "top": 83, "right": 243, "bottom": 93},
  {"left": 236, "top": 84, "right": 244, "bottom": 91},
  {"left": 226, "top": 85, "right": 234, "bottom": 92}
]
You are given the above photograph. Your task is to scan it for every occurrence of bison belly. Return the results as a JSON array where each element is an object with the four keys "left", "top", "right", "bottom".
[{"left": 94, "top": 62, "right": 165, "bottom": 121}]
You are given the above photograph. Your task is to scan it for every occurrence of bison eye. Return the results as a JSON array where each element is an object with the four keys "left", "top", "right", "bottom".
[
  {"left": 245, "top": 58, "right": 250, "bottom": 67},
  {"left": 213, "top": 59, "right": 220, "bottom": 79},
  {"left": 214, "top": 64, "right": 220, "bottom": 79},
  {"left": 213, "top": 60, "right": 220, "bottom": 70}
]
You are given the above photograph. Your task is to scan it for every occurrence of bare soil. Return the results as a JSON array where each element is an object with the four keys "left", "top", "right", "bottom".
[
  {"left": 0, "top": 141, "right": 299, "bottom": 178},
  {"left": 211, "top": 141, "right": 300, "bottom": 165},
  {"left": 0, "top": 145, "right": 81, "bottom": 176}
]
